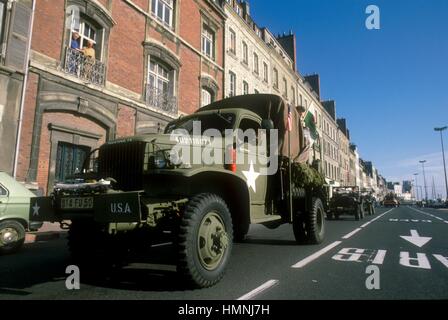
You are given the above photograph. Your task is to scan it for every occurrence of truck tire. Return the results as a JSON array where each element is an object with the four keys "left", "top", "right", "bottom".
[
  {"left": 0, "top": 221, "right": 25, "bottom": 255},
  {"left": 177, "top": 193, "right": 233, "bottom": 288},
  {"left": 293, "top": 198, "right": 325, "bottom": 244}
]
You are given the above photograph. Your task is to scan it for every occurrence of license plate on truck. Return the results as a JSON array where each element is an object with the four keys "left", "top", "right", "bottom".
[{"left": 61, "top": 197, "right": 94, "bottom": 210}]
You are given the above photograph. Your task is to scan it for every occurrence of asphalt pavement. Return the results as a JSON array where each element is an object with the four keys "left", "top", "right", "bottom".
[{"left": 0, "top": 206, "right": 447, "bottom": 300}]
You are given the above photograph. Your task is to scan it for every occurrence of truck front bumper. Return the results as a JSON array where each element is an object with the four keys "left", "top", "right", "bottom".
[{"left": 29, "top": 192, "right": 142, "bottom": 224}]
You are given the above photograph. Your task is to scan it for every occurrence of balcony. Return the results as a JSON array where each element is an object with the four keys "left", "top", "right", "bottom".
[
  {"left": 64, "top": 47, "right": 106, "bottom": 85},
  {"left": 145, "top": 85, "right": 178, "bottom": 115}
]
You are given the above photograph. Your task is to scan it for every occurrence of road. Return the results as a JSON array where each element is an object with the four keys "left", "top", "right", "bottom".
[{"left": 1, "top": 206, "right": 447, "bottom": 300}]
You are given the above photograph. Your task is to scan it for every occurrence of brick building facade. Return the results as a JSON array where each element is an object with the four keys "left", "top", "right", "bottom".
[{"left": 7, "top": 0, "right": 225, "bottom": 195}]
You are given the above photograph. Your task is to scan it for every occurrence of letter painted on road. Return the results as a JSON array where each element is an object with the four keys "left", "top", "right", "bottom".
[
  {"left": 399, "top": 252, "right": 431, "bottom": 270},
  {"left": 433, "top": 254, "right": 448, "bottom": 269},
  {"left": 332, "top": 248, "right": 387, "bottom": 265}
]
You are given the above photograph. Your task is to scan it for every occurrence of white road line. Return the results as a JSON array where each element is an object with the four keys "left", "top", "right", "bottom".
[
  {"left": 342, "top": 228, "right": 362, "bottom": 239},
  {"left": 237, "top": 280, "right": 279, "bottom": 300},
  {"left": 409, "top": 207, "right": 448, "bottom": 223},
  {"left": 151, "top": 242, "right": 173, "bottom": 248},
  {"left": 372, "top": 250, "right": 387, "bottom": 265},
  {"left": 360, "top": 221, "right": 372, "bottom": 228},
  {"left": 372, "top": 208, "right": 394, "bottom": 221},
  {"left": 291, "top": 241, "right": 342, "bottom": 268}
]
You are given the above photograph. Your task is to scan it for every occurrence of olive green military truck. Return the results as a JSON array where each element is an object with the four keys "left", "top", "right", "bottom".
[{"left": 30, "top": 94, "right": 327, "bottom": 288}]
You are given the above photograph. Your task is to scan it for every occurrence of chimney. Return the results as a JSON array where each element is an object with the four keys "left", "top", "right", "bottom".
[
  {"left": 322, "top": 100, "right": 336, "bottom": 120},
  {"left": 304, "top": 74, "right": 321, "bottom": 99},
  {"left": 275, "top": 32, "right": 298, "bottom": 71},
  {"left": 337, "top": 118, "right": 347, "bottom": 136}
]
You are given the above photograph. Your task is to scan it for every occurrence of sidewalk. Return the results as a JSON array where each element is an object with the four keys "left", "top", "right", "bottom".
[{"left": 25, "top": 222, "right": 67, "bottom": 244}]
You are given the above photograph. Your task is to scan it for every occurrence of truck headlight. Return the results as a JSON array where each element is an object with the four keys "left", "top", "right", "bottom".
[{"left": 151, "top": 151, "right": 167, "bottom": 169}]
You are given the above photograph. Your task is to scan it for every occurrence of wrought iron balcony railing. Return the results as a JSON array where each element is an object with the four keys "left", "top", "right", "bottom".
[
  {"left": 64, "top": 47, "right": 106, "bottom": 85},
  {"left": 145, "top": 85, "right": 178, "bottom": 115}
]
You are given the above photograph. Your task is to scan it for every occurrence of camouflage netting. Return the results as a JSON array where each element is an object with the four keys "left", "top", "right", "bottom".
[{"left": 291, "top": 162, "right": 326, "bottom": 189}]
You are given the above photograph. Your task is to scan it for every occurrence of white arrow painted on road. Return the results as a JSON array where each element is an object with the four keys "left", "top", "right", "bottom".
[{"left": 400, "top": 230, "right": 432, "bottom": 248}]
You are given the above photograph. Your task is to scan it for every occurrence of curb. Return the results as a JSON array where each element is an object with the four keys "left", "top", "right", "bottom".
[{"left": 25, "top": 231, "right": 66, "bottom": 244}]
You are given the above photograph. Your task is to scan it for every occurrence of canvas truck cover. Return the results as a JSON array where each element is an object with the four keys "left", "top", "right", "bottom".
[{"left": 201, "top": 94, "right": 304, "bottom": 161}]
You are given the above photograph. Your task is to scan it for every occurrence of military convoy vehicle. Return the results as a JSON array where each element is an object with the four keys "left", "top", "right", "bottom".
[
  {"left": 383, "top": 193, "right": 400, "bottom": 208},
  {"left": 29, "top": 95, "right": 327, "bottom": 288},
  {"left": 327, "top": 186, "right": 366, "bottom": 220},
  {"left": 361, "top": 188, "right": 376, "bottom": 216}
]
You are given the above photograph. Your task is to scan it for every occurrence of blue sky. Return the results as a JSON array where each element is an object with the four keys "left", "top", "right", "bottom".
[{"left": 252, "top": 0, "right": 448, "bottom": 197}]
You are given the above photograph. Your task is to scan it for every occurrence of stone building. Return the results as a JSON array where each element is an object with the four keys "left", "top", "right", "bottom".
[
  {"left": 10, "top": 0, "right": 225, "bottom": 194},
  {"left": 223, "top": 0, "right": 271, "bottom": 98},
  {"left": 321, "top": 100, "right": 339, "bottom": 186},
  {"left": 337, "top": 118, "right": 350, "bottom": 186}
]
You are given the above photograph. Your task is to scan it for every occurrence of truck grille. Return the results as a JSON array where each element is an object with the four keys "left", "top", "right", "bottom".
[{"left": 98, "top": 141, "right": 146, "bottom": 191}]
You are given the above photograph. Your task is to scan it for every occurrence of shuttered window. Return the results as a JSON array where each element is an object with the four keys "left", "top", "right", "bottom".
[
  {"left": 4, "top": 1, "right": 32, "bottom": 72},
  {"left": 0, "top": 0, "right": 6, "bottom": 46}
]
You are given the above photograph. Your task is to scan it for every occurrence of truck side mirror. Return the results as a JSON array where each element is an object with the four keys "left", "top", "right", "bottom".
[{"left": 261, "top": 119, "right": 274, "bottom": 130}]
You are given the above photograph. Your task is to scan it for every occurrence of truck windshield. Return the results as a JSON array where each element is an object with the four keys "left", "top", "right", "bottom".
[{"left": 165, "top": 112, "right": 236, "bottom": 136}]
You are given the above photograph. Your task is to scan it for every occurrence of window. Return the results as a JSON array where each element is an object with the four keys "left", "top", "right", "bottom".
[
  {"left": 0, "top": 0, "right": 6, "bottom": 46},
  {"left": 68, "top": 7, "right": 101, "bottom": 54},
  {"left": 299, "top": 94, "right": 303, "bottom": 107},
  {"left": 239, "top": 118, "right": 261, "bottom": 146},
  {"left": 229, "top": 28, "right": 236, "bottom": 54},
  {"left": 283, "top": 78, "right": 288, "bottom": 97},
  {"left": 149, "top": 58, "right": 171, "bottom": 96},
  {"left": 242, "top": 41, "right": 248, "bottom": 64},
  {"left": 253, "top": 52, "right": 259, "bottom": 74},
  {"left": 55, "top": 142, "right": 91, "bottom": 183},
  {"left": 235, "top": 4, "right": 241, "bottom": 16},
  {"left": 151, "top": 0, "right": 174, "bottom": 28},
  {"left": 243, "top": 81, "right": 249, "bottom": 95},
  {"left": 291, "top": 86, "right": 296, "bottom": 105},
  {"left": 0, "top": 185, "right": 7, "bottom": 196},
  {"left": 202, "top": 25, "right": 214, "bottom": 59},
  {"left": 263, "top": 62, "right": 268, "bottom": 82},
  {"left": 273, "top": 68, "right": 279, "bottom": 89},
  {"left": 201, "top": 88, "right": 212, "bottom": 107},
  {"left": 229, "top": 71, "right": 236, "bottom": 97}
]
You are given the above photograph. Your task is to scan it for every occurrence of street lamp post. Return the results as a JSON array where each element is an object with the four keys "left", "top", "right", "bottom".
[
  {"left": 413, "top": 173, "right": 419, "bottom": 201},
  {"left": 420, "top": 160, "right": 428, "bottom": 201},
  {"left": 434, "top": 126, "right": 448, "bottom": 201}
]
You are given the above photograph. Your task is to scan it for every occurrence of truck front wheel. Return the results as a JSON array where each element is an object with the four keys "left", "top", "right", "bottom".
[{"left": 177, "top": 194, "right": 233, "bottom": 288}]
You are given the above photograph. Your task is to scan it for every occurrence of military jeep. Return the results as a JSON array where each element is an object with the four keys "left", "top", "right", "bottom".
[
  {"left": 327, "top": 187, "right": 365, "bottom": 220},
  {"left": 30, "top": 94, "right": 327, "bottom": 288}
]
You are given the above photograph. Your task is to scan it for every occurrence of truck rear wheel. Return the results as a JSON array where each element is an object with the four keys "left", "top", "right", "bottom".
[
  {"left": 177, "top": 193, "right": 233, "bottom": 288},
  {"left": 293, "top": 198, "right": 325, "bottom": 245}
]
